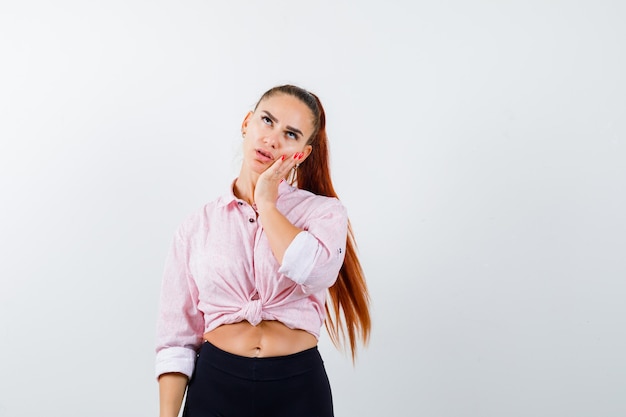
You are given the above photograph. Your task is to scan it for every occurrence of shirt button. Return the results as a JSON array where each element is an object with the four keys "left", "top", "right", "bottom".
[
  {"left": 238, "top": 201, "right": 243, "bottom": 206},
  {"left": 249, "top": 218, "right": 255, "bottom": 223}
]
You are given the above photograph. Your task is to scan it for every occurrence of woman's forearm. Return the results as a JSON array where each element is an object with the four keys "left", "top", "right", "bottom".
[
  {"left": 158, "top": 373, "right": 188, "bottom": 417},
  {"left": 256, "top": 202, "right": 301, "bottom": 264}
]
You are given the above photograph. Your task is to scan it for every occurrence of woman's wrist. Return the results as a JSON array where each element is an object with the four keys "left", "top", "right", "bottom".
[{"left": 254, "top": 199, "right": 276, "bottom": 214}]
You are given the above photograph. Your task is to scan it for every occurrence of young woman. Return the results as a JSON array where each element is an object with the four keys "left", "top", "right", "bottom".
[{"left": 155, "top": 84, "right": 371, "bottom": 417}]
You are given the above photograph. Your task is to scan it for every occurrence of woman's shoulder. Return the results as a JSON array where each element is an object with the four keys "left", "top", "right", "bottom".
[
  {"left": 173, "top": 196, "right": 226, "bottom": 237},
  {"left": 283, "top": 185, "right": 347, "bottom": 214}
]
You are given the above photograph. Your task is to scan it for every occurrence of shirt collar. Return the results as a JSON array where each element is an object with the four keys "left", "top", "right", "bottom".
[{"left": 216, "top": 178, "right": 295, "bottom": 208}]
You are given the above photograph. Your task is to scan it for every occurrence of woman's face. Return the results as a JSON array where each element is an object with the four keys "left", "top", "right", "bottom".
[{"left": 241, "top": 93, "right": 314, "bottom": 175}]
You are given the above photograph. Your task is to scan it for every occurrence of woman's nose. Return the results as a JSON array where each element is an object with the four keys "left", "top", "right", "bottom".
[{"left": 264, "top": 134, "right": 279, "bottom": 149}]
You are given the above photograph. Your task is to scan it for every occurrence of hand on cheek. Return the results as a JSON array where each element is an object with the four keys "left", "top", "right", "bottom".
[{"left": 254, "top": 152, "right": 305, "bottom": 209}]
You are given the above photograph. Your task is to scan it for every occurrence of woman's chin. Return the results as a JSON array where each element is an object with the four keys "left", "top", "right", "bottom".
[{"left": 243, "top": 160, "right": 271, "bottom": 176}]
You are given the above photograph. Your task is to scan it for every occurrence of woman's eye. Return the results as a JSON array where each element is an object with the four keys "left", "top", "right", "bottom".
[
  {"left": 261, "top": 116, "right": 272, "bottom": 125},
  {"left": 286, "top": 131, "right": 297, "bottom": 139}
]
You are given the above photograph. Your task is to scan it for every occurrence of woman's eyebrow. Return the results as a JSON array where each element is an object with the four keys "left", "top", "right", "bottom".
[{"left": 262, "top": 110, "right": 303, "bottom": 137}]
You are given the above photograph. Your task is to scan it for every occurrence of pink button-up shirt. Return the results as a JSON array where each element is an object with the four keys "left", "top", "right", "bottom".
[{"left": 155, "top": 180, "right": 348, "bottom": 379}]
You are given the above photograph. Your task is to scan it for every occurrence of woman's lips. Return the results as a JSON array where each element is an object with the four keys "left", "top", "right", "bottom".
[{"left": 256, "top": 149, "right": 274, "bottom": 162}]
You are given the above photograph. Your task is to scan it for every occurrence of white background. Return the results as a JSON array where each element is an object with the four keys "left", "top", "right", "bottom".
[{"left": 1, "top": 1, "right": 625, "bottom": 416}]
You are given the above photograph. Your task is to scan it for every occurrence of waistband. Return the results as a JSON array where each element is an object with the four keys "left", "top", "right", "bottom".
[{"left": 196, "top": 341, "right": 323, "bottom": 381}]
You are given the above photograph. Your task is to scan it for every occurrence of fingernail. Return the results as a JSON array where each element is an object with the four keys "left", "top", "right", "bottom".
[
  {"left": 293, "top": 153, "right": 299, "bottom": 159},
  {"left": 298, "top": 152, "right": 304, "bottom": 159},
  {"left": 281, "top": 155, "right": 285, "bottom": 161}
]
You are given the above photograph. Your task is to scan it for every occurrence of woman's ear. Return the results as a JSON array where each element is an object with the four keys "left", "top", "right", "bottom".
[
  {"left": 241, "top": 111, "right": 253, "bottom": 136},
  {"left": 299, "top": 145, "right": 313, "bottom": 162}
]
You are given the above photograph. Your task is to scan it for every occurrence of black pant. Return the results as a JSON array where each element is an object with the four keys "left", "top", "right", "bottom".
[{"left": 183, "top": 341, "right": 334, "bottom": 417}]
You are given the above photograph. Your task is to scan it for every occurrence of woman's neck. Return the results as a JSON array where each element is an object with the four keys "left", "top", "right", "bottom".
[{"left": 233, "top": 169, "right": 258, "bottom": 206}]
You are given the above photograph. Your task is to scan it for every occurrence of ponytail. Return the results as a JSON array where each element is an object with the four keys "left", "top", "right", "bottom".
[{"left": 256, "top": 85, "right": 371, "bottom": 359}]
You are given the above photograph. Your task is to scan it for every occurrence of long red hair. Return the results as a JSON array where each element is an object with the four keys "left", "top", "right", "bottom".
[{"left": 255, "top": 85, "right": 371, "bottom": 359}]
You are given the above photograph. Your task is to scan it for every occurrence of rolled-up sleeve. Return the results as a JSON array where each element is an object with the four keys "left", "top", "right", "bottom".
[
  {"left": 155, "top": 229, "right": 204, "bottom": 380},
  {"left": 278, "top": 199, "right": 348, "bottom": 293}
]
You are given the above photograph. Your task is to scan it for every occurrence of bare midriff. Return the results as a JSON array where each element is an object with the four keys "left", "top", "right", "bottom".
[{"left": 203, "top": 320, "right": 317, "bottom": 358}]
